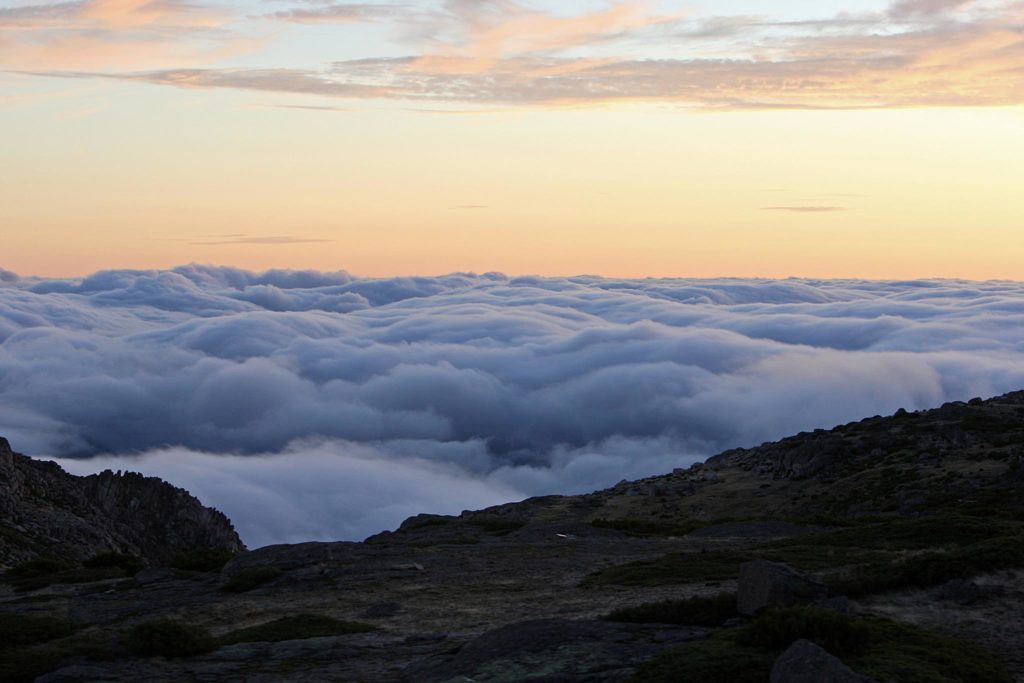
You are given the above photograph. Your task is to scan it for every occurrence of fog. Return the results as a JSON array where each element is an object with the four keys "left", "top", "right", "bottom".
[{"left": 4, "top": 266, "right": 1023, "bottom": 545}]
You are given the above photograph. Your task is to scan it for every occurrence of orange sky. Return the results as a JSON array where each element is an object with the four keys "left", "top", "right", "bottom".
[{"left": 2, "top": 0, "right": 1023, "bottom": 279}]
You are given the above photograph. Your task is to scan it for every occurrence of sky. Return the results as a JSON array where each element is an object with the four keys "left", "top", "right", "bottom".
[
  {"left": 2, "top": 0, "right": 1023, "bottom": 279},
  {"left": 4, "top": 267, "right": 1024, "bottom": 544}
]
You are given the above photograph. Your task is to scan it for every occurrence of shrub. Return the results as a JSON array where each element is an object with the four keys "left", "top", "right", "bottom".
[
  {"left": 219, "top": 615, "right": 374, "bottom": 645},
  {"left": 739, "top": 607, "right": 869, "bottom": 658},
  {"left": 126, "top": 620, "right": 216, "bottom": 658},
  {"left": 632, "top": 610, "right": 1012, "bottom": 683},
  {"left": 0, "top": 614, "right": 77, "bottom": 648},
  {"left": 582, "top": 550, "right": 747, "bottom": 586},
  {"left": 84, "top": 552, "right": 144, "bottom": 576},
  {"left": 169, "top": 548, "right": 237, "bottom": 573},
  {"left": 467, "top": 517, "right": 526, "bottom": 535},
  {"left": 605, "top": 592, "right": 737, "bottom": 626},
  {"left": 220, "top": 567, "right": 283, "bottom": 593},
  {"left": 591, "top": 518, "right": 705, "bottom": 537},
  {"left": 4, "top": 557, "right": 70, "bottom": 580},
  {"left": 835, "top": 534, "right": 1024, "bottom": 596},
  {"left": 629, "top": 634, "right": 775, "bottom": 683}
]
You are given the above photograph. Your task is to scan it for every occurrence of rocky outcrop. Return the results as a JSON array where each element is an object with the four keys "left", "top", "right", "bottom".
[
  {"left": 770, "top": 640, "right": 877, "bottom": 683},
  {"left": 0, "top": 437, "right": 244, "bottom": 567},
  {"left": 737, "top": 560, "right": 828, "bottom": 616}
]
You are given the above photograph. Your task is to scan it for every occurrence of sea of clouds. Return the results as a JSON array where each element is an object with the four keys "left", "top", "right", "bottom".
[{"left": 3, "top": 265, "right": 1024, "bottom": 546}]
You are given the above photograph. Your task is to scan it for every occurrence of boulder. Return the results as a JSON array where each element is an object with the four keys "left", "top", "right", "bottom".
[
  {"left": 737, "top": 560, "right": 828, "bottom": 616},
  {"left": 770, "top": 639, "right": 877, "bottom": 683}
]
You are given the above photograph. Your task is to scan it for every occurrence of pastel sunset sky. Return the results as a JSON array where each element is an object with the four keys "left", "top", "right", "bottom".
[{"left": 2, "top": 0, "right": 1022, "bottom": 278}]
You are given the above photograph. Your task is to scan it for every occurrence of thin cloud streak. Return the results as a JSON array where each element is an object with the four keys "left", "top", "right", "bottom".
[
  {"left": 761, "top": 206, "right": 849, "bottom": 213},
  {"left": 191, "top": 236, "right": 334, "bottom": 245}
]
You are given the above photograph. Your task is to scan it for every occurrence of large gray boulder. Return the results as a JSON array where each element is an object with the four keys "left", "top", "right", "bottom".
[
  {"left": 737, "top": 560, "right": 828, "bottom": 615},
  {"left": 770, "top": 639, "right": 877, "bottom": 683}
]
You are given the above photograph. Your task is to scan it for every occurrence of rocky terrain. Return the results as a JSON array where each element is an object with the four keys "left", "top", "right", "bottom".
[
  {"left": 3, "top": 392, "right": 1024, "bottom": 682},
  {"left": 0, "top": 437, "right": 244, "bottom": 567}
]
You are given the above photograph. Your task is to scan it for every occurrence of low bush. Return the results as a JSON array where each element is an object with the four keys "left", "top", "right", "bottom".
[
  {"left": 0, "top": 614, "right": 77, "bottom": 648},
  {"left": 219, "top": 615, "right": 374, "bottom": 645},
  {"left": 467, "top": 517, "right": 526, "bottom": 535},
  {"left": 169, "top": 548, "right": 237, "bottom": 573},
  {"left": 84, "top": 552, "right": 144, "bottom": 576},
  {"left": 220, "top": 567, "right": 283, "bottom": 593},
  {"left": 630, "top": 609, "right": 1013, "bottom": 683},
  {"left": 4, "top": 557, "right": 70, "bottom": 580},
  {"left": 738, "top": 606, "right": 869, "bottom": 658},
  {"left": 605, "top": 592, "right": 737, "bottom": 626},
  {"left": 582, "top": 550, "right": 746, "bottom": 586},
  {"left": 126, "top": 619, "right": 216, "bottom": 658},
  {"left": 590, "top": 518, "right": 705, "bottom": 537}
]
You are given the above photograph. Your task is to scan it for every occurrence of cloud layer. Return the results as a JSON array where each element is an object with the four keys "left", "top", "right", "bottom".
[
  {"left": 5, "top": 266, "right": 1024, "bottom": 544},
  {"left": 7, "top": 0, "right": 1024, "bottom": 109}
]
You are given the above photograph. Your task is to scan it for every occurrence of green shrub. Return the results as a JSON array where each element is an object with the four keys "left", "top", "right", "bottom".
[
  {"left": 467, "top": 517, "right": 526, "bottom": 535},
  {"left": 582, "top": 550, "right": 747, "bottom": 586},
  {"left": 0, "top": 614, "right": 77, "bottom": 648},
  {"left": 739, "top": 607, "right": 870, "bottom": 658},
  {"left": 631, "top": 610, "right": 1012, "bottom": 683},
  {"left": 169, "top": 548, "right": 237, "bottom": 572},
  {"left": 220, "top": 567, "right": 283, "bottom": 593},
  {"left": 629, "top": 634, "right": 775, "bottom": 683},
  {"left": 836, "top": 534, "right": 1024, "bottom": 596},
  {"left": 219, "top": 614, "right": 374, "bottom": 645},
  {"left": 4, "top": 557, "right": 70, "bottom": 580},
  {"left": 126, "top": 619, "right": 216, "bottom": 658},
  {"left": 400, "top": 515, "right": 454, "bottom": 531},
  {"left": 591, "top": 518, "right": 705, "bottom": 537},
  {"left": 605, "top": 592, "right": 737, "bottom": 626},
  {"left": 84, "top": 552, "right": 144, "bottom": 576}
]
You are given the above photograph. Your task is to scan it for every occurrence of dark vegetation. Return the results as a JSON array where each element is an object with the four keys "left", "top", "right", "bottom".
[
  {"left": 126, "top": 619, "right": 217, "bottom": 658},
  {"left": 631, "top": 607, "right": 1013, "bottom": 683},
  {"left": 586, "top": 514, "right": 1024, "bottom": 594},
  {"left": 605, "top": 592, "right": 737, "bottom": 626},
  {"left": 169, "top": 548, "right": 237, "bottom": 573},
  {"left": 220, "top": 567, "right": 284, "bottom": 593},
  {"left": 591, "top": 517, "right": 706, "bottom": 537},
  {"left": 467, "top": 517, "right": 526, "bottom": 536},
  {"left": 2, "top": 552, "right": 143, "bottom": 592},
  {"left": 219, "top": 615, "right": 374, "bottom": 645}
]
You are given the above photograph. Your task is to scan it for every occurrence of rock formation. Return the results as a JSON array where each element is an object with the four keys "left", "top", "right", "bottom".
[{"left": 0, "top": 437, "right": 244, "bottom": 567}]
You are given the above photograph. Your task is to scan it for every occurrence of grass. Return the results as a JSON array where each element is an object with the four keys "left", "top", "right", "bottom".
[
  {"left": 630, "top": 607, "right": 1012, "bottom": 683},
  {"left": 605, "top": 592, "right": 737, "bottom": 626},
  {"left": 220, "top": 567, "right": 284, "bottom": 593},
  {"left": 126, "top": 619, "right": 217, "bottom": 658},
  {"left": 219, "top": 615, "right": 374, "bottom": 645}
]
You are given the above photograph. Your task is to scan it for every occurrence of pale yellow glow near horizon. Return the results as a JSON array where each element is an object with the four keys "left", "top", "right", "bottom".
[{"left": 3, "top": 87, "right": 1023, "bottom": 281}]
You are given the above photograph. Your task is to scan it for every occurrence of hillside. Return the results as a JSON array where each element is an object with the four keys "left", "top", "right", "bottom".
[
  {"left": 3, "top": 393, "right": 1024, "bottom": 682},
  {"left": 0, "top": 438, "right": 244, "bottom": 567}
]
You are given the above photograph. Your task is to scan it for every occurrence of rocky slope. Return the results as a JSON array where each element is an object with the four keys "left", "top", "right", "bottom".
[
  {"left": 2, "top": 393, "right": 1024, "bottom": 682},
  {"left": 0, "top": 438, "right": 244, "bottom": 567}
]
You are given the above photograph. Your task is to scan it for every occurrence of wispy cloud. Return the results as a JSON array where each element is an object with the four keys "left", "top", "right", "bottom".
[
  {"left": 761, "top": 206, "right": 849, "bottom": 213},
  {"left": 263, "top": 2, "right": 396, "bottom": 24},
  {"left": 191, "top": 235, "right": 334, "bottom": 245},
  {"left": 4, "top": 0, "right": 1023, "bottom": 109}
]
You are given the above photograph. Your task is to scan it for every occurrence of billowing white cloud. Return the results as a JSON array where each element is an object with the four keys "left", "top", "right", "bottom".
[{"left": 4, "top": 266, "right": 1024, "bottom": 545}]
